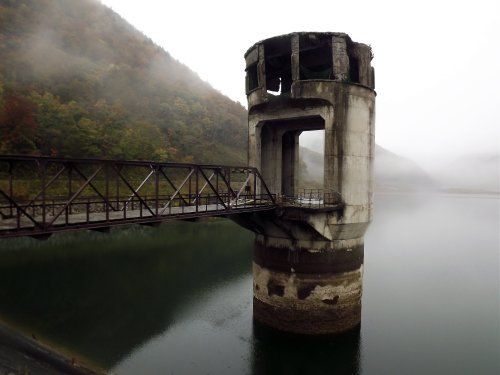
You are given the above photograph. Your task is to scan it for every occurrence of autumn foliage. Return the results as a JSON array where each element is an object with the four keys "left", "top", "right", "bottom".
[{"left": 0, "top": 0, "right": 247, "bottom": 164}]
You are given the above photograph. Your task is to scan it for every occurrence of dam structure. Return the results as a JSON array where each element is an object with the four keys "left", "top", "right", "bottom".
[{"left": 239, "top": 32, "right": 376, "bottom": 334}]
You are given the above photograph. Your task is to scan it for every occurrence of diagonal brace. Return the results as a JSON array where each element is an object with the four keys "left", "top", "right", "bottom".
[
  {"left": 73, "top": 165, "right": 117, "bottom": 211},
  {"left": 0, "top": 188, "right": 44, "bottom": 229},
  {"left": 217, "top": 168, "right": 237, "bottom": 199},
  {"left": 198, "top": 169, "right": 228, "bottom": 209},
  {"left": 123, "top": 167, "right": 155, "bottom": 209},
  {"left": 233, "top": 173, "right": 253, "bottom": 203},
  {"left": 159, "top": 168, "right": 195, "bottom": 215},
  {"left": 112, "top": 165, "right": 155, "bottom": 216},
  {"left": 48, "top": 166, "right": 103, "bottom": 226},
  {"left": 192, "top": 171, "right": 215, "bottom": 204},
  {"left": 159, "top": 168, "right": 189, "bottom": 205},
  {"left": 25, "top": 164, "right": 67, "bottom": 209}
]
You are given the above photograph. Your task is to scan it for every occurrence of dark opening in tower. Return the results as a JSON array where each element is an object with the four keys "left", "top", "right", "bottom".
[
  {"left": 246, "top": 63, "right": 258, "bottom": 92},
  {"left": 349, "top": 56, "right": 360, "bottom": 83},
  {"left": 264, "top": 36, "right": 292, "bottom": 95},
  {"left": 299, "top": 34, "right": 333, "bottom": 80}
]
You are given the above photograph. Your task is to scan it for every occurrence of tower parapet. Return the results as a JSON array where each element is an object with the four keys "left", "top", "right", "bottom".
[{"left": 244, "top": 32, "right": 374, "bottom": 108}]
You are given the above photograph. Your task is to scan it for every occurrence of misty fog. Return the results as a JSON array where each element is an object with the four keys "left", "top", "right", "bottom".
[{"left": 299, "top": 132, "right": 499, "bottom": 194}]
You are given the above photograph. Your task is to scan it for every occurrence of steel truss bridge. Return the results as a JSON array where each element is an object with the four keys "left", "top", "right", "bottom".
[{"left": 0, "top": 155, "right": 277, "bottom": 239}]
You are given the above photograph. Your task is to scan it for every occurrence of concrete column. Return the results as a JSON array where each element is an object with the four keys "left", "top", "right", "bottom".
[
  {"left": 281, "top": 131, "right": 297, "bottom": 196},
  {"left": 291, "top": 34, "right": 300, "bottom": 82},
  {"left": 259, "top": 124, "right": 283, "bottom": 194},
  {"left": 332, "top": 36, "right": 349, "bottom": 81},
  {"left": 352, "top": 44, "right": 373, "bottom": 88},
  {"left": 293, "top": 131, "right": 301, "bottom": 195},
  {"left": 253, "top": 235, "right": 364, "bottom": 334},
  {"left": 257, "top": 44, "right": 266, "bottom": 93}
]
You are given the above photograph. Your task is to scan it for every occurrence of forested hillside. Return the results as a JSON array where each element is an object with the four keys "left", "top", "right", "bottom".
[{"left": 0, "top": 0, "right": 247, "bottom": 164}]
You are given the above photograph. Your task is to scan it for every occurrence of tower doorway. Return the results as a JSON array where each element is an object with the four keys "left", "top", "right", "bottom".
[{"left": 259, "top": 116, "right": 324, "bottom": 197}]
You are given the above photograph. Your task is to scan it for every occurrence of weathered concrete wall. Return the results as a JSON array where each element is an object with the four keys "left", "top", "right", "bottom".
[
  {"left": 249, "top": 82, "right": 375, "bottom": 229},
  {"left": 242, "top": 32, "right": 375, "bottom": 335},
  {"left": 253, "top": 262, "right": 363, "bottom": 334},
  {"left": 332, "top": 36, "right": 349, "bottom": 81}
]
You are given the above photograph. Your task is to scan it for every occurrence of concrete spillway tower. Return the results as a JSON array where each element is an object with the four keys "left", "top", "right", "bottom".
[{"left": 241, "top": 32, "right": 375, "bottom": 334}]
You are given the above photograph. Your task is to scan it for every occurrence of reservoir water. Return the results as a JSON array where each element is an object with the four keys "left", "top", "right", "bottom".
[{"left": 0, "top": 193, "right": 498, "bottom": 374}]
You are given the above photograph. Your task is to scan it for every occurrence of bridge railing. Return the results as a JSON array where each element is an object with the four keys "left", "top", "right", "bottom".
[
  {"left": 279, "top": 188, "right": 343, "bottom": 209},
  {"left": 0, "top": 155, "right": 275, "bottom": 238}
]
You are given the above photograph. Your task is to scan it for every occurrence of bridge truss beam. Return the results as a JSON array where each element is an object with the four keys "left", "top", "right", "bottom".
[{"left": 0, "top": 155, "right": 276, "bottom": 238}]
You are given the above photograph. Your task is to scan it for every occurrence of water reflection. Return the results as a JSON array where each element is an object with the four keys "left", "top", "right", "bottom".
[
  {"left": 113, "top": 275, "right": 254, "bottom": 374},
  {"left": 0, "top": 193, "right": 498, "bottom": 374},
  {"left": 0, "top": 220, "right": 254, "bottom": 368},
  {"left": 112, "top": 271, "right": 361, "bottom": 375},
  {"left": 252, "top": 321, "right": 360, "bottom": 375}
]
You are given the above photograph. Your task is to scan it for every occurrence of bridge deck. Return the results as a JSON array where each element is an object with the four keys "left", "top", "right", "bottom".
[{"left": 0, "top": 200, "right": 275, "bottom": 238}]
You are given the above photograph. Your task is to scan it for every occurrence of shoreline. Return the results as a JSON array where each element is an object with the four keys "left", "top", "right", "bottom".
[
  {"left": 0, "top": 322, "right": 104, "bottom": 375},
  {"left": 374, "top": 187, "right": 499, "bottom": 197}
]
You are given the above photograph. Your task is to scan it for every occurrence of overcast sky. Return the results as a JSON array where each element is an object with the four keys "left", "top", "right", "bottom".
[{"left": 100, "top": 0, "right": 499, "bottom": 170}]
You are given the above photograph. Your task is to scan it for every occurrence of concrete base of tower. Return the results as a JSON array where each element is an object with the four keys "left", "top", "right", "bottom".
[{"left": 252, "top": 238, "right": 364, "bottom": 335}]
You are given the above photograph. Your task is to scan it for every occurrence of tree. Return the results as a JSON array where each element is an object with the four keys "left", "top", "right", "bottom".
[{"left": 0, "top": 90, "right": 38, "bottom": 154}]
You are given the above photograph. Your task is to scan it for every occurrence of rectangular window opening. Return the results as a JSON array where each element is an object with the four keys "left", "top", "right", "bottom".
[
  {"left": 264, "top": 37, "right": 292, "bottom": 96},
  {"left": 299, "top": 35, "right": 333, "bottom": 80},
  {"left": 246, "top": 63, "right": 258, "bottom": 93},
  {"left": 349, "top": 56, "right": 360, "bottom": 83}
]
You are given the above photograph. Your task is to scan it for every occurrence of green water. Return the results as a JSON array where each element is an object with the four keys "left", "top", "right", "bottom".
[
  {"left": 0, "top": 193, "right": 498, "bottom": 374},
  {"left": 0, "top": 220, "right": 254, "bottom": 369}
]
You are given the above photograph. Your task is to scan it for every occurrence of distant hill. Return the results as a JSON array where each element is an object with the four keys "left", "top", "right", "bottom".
[
  {"left": 0, "top": 0, "right": 247, "bottom": 164},
  {"left": 299, "top": 145, "right": 437, "bottom": 191},
  {"left": 299, "top": 146, "right": 324, "bottom": 188},
  {"left": 374, "top": 145, "right": 436, "bottom": 191},
  {"left": 433, "top": 153, "right": 499, "bottom": 193}
]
